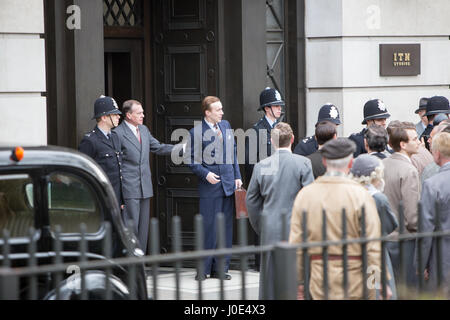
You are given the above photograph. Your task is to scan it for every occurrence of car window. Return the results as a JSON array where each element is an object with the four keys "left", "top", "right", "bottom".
[
  {"left": 47, "top": 173, "right": 102, "bottom": 234},
  {"left": 0, "top": 174, "right": 34, "bottom": 238}
]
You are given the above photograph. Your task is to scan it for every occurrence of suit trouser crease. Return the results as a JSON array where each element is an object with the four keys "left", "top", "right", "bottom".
[
  {"left": 123, "top": 198, "right": 151, "bottom": 253},
  {"left": 200, "top": 195, "right": 234, "bottom": 275}
]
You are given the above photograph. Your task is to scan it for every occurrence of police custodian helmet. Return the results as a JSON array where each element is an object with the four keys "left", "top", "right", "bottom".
[
  {"left": 316, "top": 103, "right": 341, "bottom": 126},
  {"left": 92, "top": 95, "right": 122, "bottom": 119},
  {"left": 362, "top": 99, "right": 391, "bottom": 125},
  {"left": 425, "top": 96, "right": 450, "bottom": 116},
  {"left": 258, "top": 87, "right": 285, "bottom": 111}
]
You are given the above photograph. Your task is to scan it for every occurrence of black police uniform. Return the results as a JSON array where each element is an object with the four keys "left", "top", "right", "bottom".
[
  {"left": 245, "top": 87, "right": 284, "bottom": 183},
  {"left": 419, "top": 96, "right": 450, "bottom": 150},
  {"left": 348, "top": 128, "right": 368, "bottom": 158},
  {"left": 79, "top": 127, "right": 124, "bottom": 206},
  {"left": 293, "top": 135, "right": 318, "bottom": 156},
  {"left": 349, "top": 99, "right": 391, "bottom": 158},
  {"left": 293, "top": 103, "right": 341, "bottom": 157},
  {"left": 245, "top": 116, "right": 274, "bottom": 183}
]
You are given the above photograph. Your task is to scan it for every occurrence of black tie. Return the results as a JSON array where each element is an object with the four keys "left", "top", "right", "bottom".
[{"left": 107, "top": 133, "right": 111, "bottom": 140}]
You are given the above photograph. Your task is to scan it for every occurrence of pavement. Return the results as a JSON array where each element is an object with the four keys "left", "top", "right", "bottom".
[{"left": 146, "top": 268, "right": 260, "bottom": 300}]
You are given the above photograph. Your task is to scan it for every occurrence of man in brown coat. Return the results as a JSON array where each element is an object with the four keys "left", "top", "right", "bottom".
[
  {"left": 383, "top": 121, "right": 421, "bottom": 289},
  {"left": 290, "top": 138, "right": 387, "bottom": 300}
]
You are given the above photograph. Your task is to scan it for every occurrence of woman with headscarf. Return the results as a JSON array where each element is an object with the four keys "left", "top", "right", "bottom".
[{"left": 350, "top": 154, "right": 398, "bottom": 300}]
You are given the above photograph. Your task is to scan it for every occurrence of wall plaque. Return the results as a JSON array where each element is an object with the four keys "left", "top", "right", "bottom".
[{"left": 379, "top": 44, "right": 421, "bottom": 76}]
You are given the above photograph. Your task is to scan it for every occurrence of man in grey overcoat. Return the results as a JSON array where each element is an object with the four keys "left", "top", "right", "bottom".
[
  {"left": 417, "top": 131, "right": 450, "bottom": 296},
  {"left": 115, "top": 99, "right": 183, "bottom": 254},
  {"left": 246, "top": 122, "right": 314, "bottom": 299}
]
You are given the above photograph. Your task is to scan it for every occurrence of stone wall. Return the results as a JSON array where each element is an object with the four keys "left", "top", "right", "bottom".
[
  {"left": 304, "top": 0, "right": 450, "bottom": 137},
  {"left": 0, "top": 0, "right": 47, "bottom": 146}
]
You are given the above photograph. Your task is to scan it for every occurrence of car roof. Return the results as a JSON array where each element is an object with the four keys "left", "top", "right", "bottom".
[{"left": 0, "top": 145, "right": 109, "bottom": 184}]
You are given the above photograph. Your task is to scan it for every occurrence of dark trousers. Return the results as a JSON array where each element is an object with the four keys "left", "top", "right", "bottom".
[
  {"left": 123, "top": 197, "right": 151, "bottom": 254},
  {"left": 199, "top": 195, "right": 234, "bottom": 275},
  {"left": 386, "top": 240, "right": 418, "bottom": 289}
]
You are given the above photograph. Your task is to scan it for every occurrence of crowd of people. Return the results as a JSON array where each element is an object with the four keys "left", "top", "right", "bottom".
[
  {"left": 78, "top": 89, "right": 450, "bottom": 300},
  {"left": 245, "top": 88, "right": 450, "bottom": 300}
]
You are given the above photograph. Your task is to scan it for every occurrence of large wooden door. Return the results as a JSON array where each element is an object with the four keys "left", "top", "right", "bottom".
[{"left": 152, "top": 0, "right": 218, "bottom": 253}]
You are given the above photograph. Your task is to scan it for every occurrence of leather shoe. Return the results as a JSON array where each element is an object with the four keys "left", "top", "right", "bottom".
[
  {"left": 195, "top": 274, "right": 206, "bottom": 281},
  {"left": 210, "top": 272, "right": 232, "bottom": 280}
]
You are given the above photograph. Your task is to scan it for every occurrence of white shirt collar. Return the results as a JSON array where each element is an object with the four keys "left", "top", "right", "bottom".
[
  {"left": 265, "top": 116, "right": 276, "bottom": 128},
  {"left": 97, "top": 127, "right": 110, "bottom": 138},
  {"left": 277, "top": 147, "right": 292, "bottom": 153},
  {"left": 124, "top": 120, "right": 138, "bottom": 136},
  {"left": 204, "top": 118, "right": 219, "bottom": 130}
]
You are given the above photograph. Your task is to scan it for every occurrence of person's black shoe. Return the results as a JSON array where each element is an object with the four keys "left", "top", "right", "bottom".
[
  {"left": 210, "top": 272, "right": 232, "bottom": 280},
  {"left": 195, "top": 274, "right": 206, "bottom": 281}
]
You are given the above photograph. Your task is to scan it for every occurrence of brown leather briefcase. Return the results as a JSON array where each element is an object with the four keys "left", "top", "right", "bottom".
[{"left": 234, "top": 187, "right": 248, "bottom": 219}]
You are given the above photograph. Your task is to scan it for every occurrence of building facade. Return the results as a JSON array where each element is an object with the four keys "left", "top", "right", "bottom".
[{"left": 1, "top": 0, "right": 450, "bottom": 253}]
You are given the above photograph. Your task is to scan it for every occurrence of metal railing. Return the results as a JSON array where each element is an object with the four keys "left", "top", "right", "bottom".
[{"left": 0, "top": 201, "right": 449, "bottom": 300}]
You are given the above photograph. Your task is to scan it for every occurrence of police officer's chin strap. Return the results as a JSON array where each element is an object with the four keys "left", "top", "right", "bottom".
[
  {"left": 108, "top": 115, "right": 117, "bottom": 129},
  {"left": 269, "top": 106, "right": 285, "bottom": 126}
]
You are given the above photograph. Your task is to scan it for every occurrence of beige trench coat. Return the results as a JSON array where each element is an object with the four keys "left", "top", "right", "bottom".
[{"left": 289, "top": 175, "right": 382, "bottom": 300}]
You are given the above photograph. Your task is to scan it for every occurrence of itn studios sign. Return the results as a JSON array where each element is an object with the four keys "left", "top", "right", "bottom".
[{"left": 379, "top": 44, "right": 421, "bottom": 76}]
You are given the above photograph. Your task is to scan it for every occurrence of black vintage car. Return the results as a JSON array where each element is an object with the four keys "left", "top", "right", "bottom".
[{"left": 0, "top": 146, "right": 148, "bottom": 299}]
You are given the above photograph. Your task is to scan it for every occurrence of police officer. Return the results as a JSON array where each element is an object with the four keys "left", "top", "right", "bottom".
[
  {"left": 79, "top": 96, "right": 124, "bottom": 207},
  {"left": 245, "top": 87, "right": 284, "bottom": 183},
  {"left": 348, "top": 99, "right": 391, "bottom": 158},
  {"left": 414, "top": 97, "right": 429, "bottom": 137},
  {"left": 244, "top": 87, "right": 284, "bottom": 272},
  {"left": 293, "top": 103, "right": 341, "bottom": 156},
  {"left": 419, "top": 96, "right": 450, "bottom": 150}
]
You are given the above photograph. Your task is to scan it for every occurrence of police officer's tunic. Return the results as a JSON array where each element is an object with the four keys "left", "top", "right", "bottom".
[
  {"left": 293, "top": 135, "right": 319, "bottom": 157},
  {"left": 79, "top": 126, "right": 123, "bottom": 205},
  {"left": 245, "top": 117, "right": 275, "bottom": 183},
  {"left": 348, "top": 128, "right": 368, "bottom": 158}
]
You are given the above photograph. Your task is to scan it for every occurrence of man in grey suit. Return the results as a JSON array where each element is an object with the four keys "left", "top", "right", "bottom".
[
  {"left": 114, "top": 99, "right": 183, "bottom": 254},
  {"left": 418, "top": 131, "right": 450, "bottom": 296},
  {"left": 246, "top": 122, "right": 314, "bottom": 299}
]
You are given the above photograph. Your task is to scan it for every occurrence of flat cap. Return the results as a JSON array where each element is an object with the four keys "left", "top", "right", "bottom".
[{"left": 320, "top": 138, "right": 356, "bottom": 160}]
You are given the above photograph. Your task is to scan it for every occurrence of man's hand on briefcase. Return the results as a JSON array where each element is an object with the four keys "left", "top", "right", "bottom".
[
  {"left": 206, "top": 172, "right": 221, "bottom": 184},
  {"left": 235, "top": 179, "right": 243, "bottom": 189}
]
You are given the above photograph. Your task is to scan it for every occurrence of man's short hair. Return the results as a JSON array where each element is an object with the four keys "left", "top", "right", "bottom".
[
  {"left": 122, "top": 99, "right": 141, "bottom": 115},
  {"left": 432, "top": 132, "right": 450, "bottom": 158},
  {"left": 387, "top": 121, "right": 416, "bottom": 152},
  {"left": 365, "top": 124, "right": 388, "bottom": 152},
  {"left": 201, "top": 96, "right": 220, "bottom": 116},
  {"left": 271, "top": 122, "right": 293, "bottom": 148},
  {"left": 315, "top": 122, "right": 336, "bottom": 145}
]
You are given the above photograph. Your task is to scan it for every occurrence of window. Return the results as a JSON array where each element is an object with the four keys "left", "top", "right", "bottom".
[
  {"left": 0, "top": 174, "right": 34, "bottom": 238},
  {"left": 47, "top": 173, "right": 102, "bottom": 234}
]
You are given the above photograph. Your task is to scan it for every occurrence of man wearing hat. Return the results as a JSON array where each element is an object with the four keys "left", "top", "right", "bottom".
[
  {"left": 415, "top": 97, "right": 429, "bottom": 137},
  {"left": 419, "top": 96, "right": 450, "bottom": 150},
  {"left": 289, "top": 138, "right": 386, "bottom": 300},
  {"left": 79, "top": 95, "right": 124, "bottom": 207},
  {"left": 349, "top": 99, "right": 391, "bottom": 158},
  {"left": 293, "top": 103, "right": 341, "bottom": 157},
  {"left": 245, "top": 87, "right": 284, "bottom": 183}
]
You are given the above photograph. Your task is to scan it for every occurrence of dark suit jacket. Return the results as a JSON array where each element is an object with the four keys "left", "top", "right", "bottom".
[
  {"left": 307, "top": 150, "right": 326, "bottom": 179},
  {"left": 79, "top": 126, "right": 123, "bottom": 205},
  {"left": 188, "top": 119, "right": 241, "bottom": 198}
]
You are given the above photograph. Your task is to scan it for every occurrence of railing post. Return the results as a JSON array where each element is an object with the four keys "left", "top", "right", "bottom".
[
  {"left": 273, "top": 242, "right": 297, "bottom": 300},
  {"left": 0, "top": 268, "right": 19, "bottom": 300}
]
